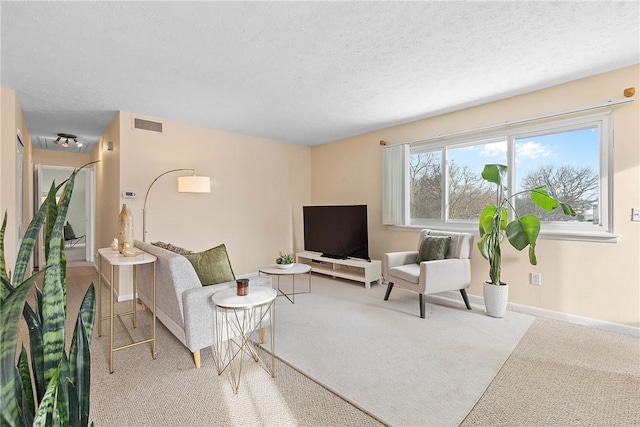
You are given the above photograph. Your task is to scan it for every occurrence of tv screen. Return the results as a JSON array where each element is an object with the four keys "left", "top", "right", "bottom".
[{"left": 303, "top": 205, "right": 369, "bottom": 261}]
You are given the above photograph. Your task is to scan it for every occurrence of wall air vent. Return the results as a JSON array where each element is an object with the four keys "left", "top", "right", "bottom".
[{"left": 133, "top": 117, "right": 163, "bottom": 133}]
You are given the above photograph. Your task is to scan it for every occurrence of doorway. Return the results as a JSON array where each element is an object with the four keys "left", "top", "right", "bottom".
[{"left": 35, "top": 165, "right": 95, "bottom": 267}]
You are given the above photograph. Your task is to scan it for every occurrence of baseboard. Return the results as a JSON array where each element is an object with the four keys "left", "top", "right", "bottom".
[{"left": 439, "top": 290, "right": 640, "bottom": 337}]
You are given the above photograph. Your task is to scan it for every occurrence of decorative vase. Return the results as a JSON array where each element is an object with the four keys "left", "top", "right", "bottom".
[
  {"left": 483, "top": 281, "right": 508, "bottom": 318},
  {"left": 236, "top": 278, "right": 249, "bottom": 296},
  {"left": 110, "top": 238, "right": 119, "bottom": 251},
  {"left": 277, "top": 263, "right": 295, "bottom": 269},
  {"left": 118, "top": 204, "right": 134, "bottom": 254}
]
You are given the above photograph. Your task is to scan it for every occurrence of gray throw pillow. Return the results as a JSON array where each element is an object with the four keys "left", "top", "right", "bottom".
[
  {"left": 184, "top": 244, "right": 236, "bottom": 286},
  {"left": 416, "top": 236, "right": 451, "bottom": 263}
]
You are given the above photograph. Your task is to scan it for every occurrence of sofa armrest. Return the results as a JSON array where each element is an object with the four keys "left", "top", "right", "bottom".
[
  {"left": 384, "top": 251, "right": 418, "bottom": 275},
  {"left": 181, "top": 275, "right": 272, "bottom": 352},
  {"left": 419, "top": 258, "right": 471, "bottom": 294}
]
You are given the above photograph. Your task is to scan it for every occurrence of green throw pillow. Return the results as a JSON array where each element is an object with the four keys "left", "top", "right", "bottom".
[
  {"left": 184, "top": 244, "right": 236, "bottom": 286},
  {"left": 416, "top": 235, "right": 451, "bottom": 263}
]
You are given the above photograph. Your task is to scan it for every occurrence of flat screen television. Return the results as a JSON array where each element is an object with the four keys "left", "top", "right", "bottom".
[{"left": 303, "top": 205, "right": 370, "bottom": 261}]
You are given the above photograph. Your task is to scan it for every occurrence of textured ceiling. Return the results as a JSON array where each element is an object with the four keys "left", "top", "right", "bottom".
[{"left": 1, "top": 1, "right": 639, "bottom": 153}]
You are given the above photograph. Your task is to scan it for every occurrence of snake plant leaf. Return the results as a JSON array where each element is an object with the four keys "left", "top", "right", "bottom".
[
  {"left": 69, "top": 286, "right": 95, "bottom": 427},
  {"left": 0, "top": 212, "right": 8, "bottom": 298},
  {"left": 12, "top": 188, "right": 52, "bottom": 286},
  {"left": 67, "top": 379, "right": 80, "bottom": 427},
  {"left": 33, "top": 367, "right": 60, "bottom": 427},
  {"left": 43, "top": 181, "right": 61, "bottom": 263},
  {"left": 57, "top": 353, "right": 71, "bottom": 427},
  {"left": 481, "top": 164, "right": 508, "bottom": 189},
  {"left": 17, "top": 350, "right": 34, "bottom": 427},
  {"left": 74, "top": 284, "right": 95, "bottom": 349},
  {"left": 23, "top": 299, "right": 46, "bottom": 402},
  {"left": 35, "top": 284, "right": 43, "bottom": 324},
  {"left": 0, "top": 271, "right": 44, "bottom": 425},
  {"left": 69, "top": 314, "right": 92, "bottom": 427},
  {"left": 17, "top": 346, "right": 35, "bottom": 419},
  {"left": 41, "top": 172, "right": 76, "bottom": 385}
]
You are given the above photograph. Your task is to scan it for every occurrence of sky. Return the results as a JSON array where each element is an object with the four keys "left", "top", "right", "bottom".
[{"left": 447, "top": 125, "right": 600, "bottom": 190}]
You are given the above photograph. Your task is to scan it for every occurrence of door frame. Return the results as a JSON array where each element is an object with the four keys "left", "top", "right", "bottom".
[{"left": 35, "top": 164, "right": 96, "bottom": 266}]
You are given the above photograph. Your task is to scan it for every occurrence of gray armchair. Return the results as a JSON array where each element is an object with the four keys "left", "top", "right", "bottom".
[{"left": 383, "top": 229, "right": 473, "bottom": 318}]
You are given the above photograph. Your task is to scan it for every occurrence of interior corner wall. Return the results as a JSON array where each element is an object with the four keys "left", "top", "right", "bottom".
[
  {"left": 92, "top": 115, "right": 121, "bottom": 253},
  {"left": 117, "top": 111, "right": 311, "bottom": 278},
  {"left": 310, "top": 65, "right": 640, "bottom": 327},
  {"left": 89, "top": 113, "right": 124, "bottom": 295}
]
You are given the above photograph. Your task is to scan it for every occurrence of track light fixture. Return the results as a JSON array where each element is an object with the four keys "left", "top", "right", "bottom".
[{"left": 54, "top": 133, "right": 83, "bottom": 148}]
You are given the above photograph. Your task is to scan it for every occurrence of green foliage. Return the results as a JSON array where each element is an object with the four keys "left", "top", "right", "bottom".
[
  {"left": 276, "top": 252, "right": 295, "bottom": 265},
  {"left": 0, "top": 166, "right": 96, "bottom": 426},
  {"left": 477, "top": 164, "right": 576, "bottom": 286}
]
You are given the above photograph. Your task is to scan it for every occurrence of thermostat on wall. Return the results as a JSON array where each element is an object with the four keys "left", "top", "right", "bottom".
[{"left": 122, "top": 191, "right": 137, "bottom": 199}]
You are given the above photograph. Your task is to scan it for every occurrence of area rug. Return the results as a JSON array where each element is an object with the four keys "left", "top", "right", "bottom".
[{"left": 269, "top": 275, "right": 535, "bottom": 427}]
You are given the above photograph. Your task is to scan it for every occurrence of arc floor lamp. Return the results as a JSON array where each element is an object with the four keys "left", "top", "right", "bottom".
[{"left": 142, "top": 168, "right": 210, "bottom": 242}]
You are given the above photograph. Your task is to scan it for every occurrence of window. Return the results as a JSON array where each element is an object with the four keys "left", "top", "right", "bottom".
[{"left": 384, "top": 112, "right": 613, "bottom": 241}]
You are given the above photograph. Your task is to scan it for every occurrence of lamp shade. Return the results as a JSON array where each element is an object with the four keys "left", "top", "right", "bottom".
[{"left": 178, "top": 175, "right": 210, "bottom": 193}]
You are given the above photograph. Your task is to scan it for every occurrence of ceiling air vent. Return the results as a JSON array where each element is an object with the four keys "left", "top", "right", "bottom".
[{"left": 133, "top": 117, "right": 163, "bottom": 133}]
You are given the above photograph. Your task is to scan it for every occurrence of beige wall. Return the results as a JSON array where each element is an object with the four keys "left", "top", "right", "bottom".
[
  {"left": 4, "top": 65, "right": 637, "bottom": 327},
  {"left": 106, "top": 112, "right": 311, "bottom": 277},
  {"left": 33, "top": 149, "right": 91, "bottom": 168},
  {"left": 92, "top": 116, "right": 121, "bottom": 255},
  {"left": 311, "top": 65, "right": 640, "bottom": 327},
  {"left": 1, "top": 88, "right": 34, "bottom": 274}
]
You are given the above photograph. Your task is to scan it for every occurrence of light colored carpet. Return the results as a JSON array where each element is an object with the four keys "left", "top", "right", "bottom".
[
  {"left": 84, "top": 269, "right": 381, "bottom": 426},
  {"left": 271, "top": 274, "right": 534, "bottom": 426},
  {"left": 36, "top": 266, "right": 638, "bottom": 426},
  {"left": 461, "top": 316, "right": 640, "bottom": 426}
]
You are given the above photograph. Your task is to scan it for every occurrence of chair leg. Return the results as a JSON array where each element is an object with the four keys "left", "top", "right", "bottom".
[
  {"left": 419, "top": 293, "right": 425, "bottom": 319},
  {"left": 384, "top": 282, "right": 394, "bottom": 300},
  {"left": 460, "top": 289, "right": 471, "bottom": 310}
]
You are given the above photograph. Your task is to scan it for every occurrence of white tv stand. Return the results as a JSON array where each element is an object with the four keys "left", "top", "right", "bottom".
[{"left": 296, "top": 251, "right": 382, "bottom": 289}]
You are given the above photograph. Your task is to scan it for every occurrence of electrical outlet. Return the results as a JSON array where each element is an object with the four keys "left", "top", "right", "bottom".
[{"left": 530, "top": 272, "right": 541, "bottom": 286}]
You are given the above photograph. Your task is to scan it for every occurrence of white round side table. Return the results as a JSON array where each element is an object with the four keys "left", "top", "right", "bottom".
[
  {"left": 211, "top": 287, "right": 276, "bottom": 394},
  {"left": 259, "top": 263, "right": 312, "bottom": 304}
]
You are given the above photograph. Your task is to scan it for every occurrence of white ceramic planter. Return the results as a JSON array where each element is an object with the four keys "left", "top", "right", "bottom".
[
  {"left": 483, "top": 281, "right": 508, "bottom": 318},
  {"left": 277, "top": 263, "right": 295, "bottom": 269}
]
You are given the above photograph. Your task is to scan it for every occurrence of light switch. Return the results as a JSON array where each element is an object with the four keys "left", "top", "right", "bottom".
[{"left": 632, "top": 208, "right": 640, "bottom": 222}]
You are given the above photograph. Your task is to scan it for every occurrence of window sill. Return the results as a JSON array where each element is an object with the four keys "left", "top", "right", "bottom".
[{"left": 387, "top": 224, "right": 620, "bottom": 243}]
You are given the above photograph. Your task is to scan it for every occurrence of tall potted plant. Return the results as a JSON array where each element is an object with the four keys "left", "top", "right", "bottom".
[
  {"left": 1, "top": 166, "right": 96, "bottom": 426},
  {"left": 477, "top": 164, "right": 575, "bottom": 317}
]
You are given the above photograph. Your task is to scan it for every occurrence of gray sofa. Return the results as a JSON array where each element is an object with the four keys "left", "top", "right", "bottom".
[{"left": 134, "top": 240, "right": 273, "bottom": 368}]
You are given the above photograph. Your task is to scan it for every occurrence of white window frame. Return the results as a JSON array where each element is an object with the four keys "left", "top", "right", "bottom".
[{"left": 389, "top": 112, "right": 617, "bottom": 243}]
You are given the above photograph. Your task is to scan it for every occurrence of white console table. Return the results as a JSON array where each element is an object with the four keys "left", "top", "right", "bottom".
[{"left": 296, "top": 251, "right": 382, "bottom": 288}]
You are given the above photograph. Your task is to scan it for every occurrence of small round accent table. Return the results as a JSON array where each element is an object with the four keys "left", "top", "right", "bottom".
[
  {"left": 259, "top": 263, "right": 312, "bottom": 304},
  {"left": 211, "top": 287, "right": 277, "bottom": 394}
]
